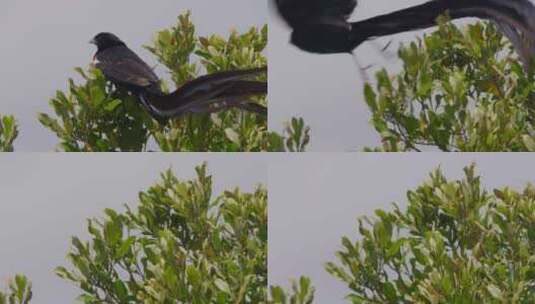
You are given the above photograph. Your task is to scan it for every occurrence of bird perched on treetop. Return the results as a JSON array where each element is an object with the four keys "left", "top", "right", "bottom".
[
  {"left": 90, "top": 32, "right": 267, "bottom": 122},
  {"left": 274, "top": 0, "right": 535, "bottom": 70}
]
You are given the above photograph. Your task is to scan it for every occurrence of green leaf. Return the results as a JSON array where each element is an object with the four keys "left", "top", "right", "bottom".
[{"left": 104, "top": 99, "right": 122, "bottom": 112}]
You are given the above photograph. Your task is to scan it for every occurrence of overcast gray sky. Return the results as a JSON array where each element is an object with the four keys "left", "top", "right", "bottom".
[
  {"left": 0, "top": 0, "right": 266, "bottom": 151},
  {"left": 269, "top": 0, "right": 466, "bottom": 151},
  {"left": 269, "top": 153, "right": 535, "bottom": 303},
  {"left": 0, "top": 154, "right": 267, "bottom": 303}
]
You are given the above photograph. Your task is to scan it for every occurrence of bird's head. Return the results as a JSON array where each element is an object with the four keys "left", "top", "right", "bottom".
[{"left": 90, "top": 32, "right": 126, "bottom": 52}]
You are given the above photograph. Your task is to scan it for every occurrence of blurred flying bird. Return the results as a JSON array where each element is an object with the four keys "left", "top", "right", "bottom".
[
  {"left": 274, "top": 0, "right": 535, "bottom": 70},
  {"left": 90, "top": 32, "right": 267, "bottom": 122},
  {"left": 274, "top": 0, "right": 358, "bottom": 54}
]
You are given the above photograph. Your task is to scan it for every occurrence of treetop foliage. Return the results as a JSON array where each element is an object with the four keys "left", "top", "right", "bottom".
[
  {"left": 326, "top": 164, "right": 535, "bottom": 303},
  {"left": 364, "top": 18, "right": 535, "bottom": 152},
  {"left": 271, "top": 165, "right": 535, "bottom": 303},
  {"left": 55, "top": 163, "right": 267, "bottom": 303}
]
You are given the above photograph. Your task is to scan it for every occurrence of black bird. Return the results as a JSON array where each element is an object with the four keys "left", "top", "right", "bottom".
[
  {"left": 274, "top": 0, "right": 535, "bottom": 69},
  {"left": 90, "top": 32, "right": 267, "bottom": 121},
  {"left": 274, "top": 0, "right": 358, "bottom": 54}
]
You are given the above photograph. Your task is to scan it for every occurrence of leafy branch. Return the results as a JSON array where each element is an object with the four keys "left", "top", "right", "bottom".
[
  {"left": 269, "top": 277, "right": 315, "bottom": 304},
  {"left": 0, "top": 114, "right": 18, "bottom": 152},
  {"left": 364, "top": 18, "right": 535, "bottom": 152},
  {"left": 0, "top": 275, "right": 32, "bottom": 304},
  {"left": 56, "top": 163, "right": 267, "bottom": 303},
  {"left": 327, "top": 164, "right": 535, "bottom": 303}
]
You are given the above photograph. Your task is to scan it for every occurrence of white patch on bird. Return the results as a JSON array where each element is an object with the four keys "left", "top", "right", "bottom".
[{"left": 92, "top": 55, "right": 100, "bottom": 65}]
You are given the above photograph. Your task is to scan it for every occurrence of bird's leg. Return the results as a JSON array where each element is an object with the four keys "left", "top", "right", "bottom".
[
  {"left": 350, "top": 50, "right": 371, "bottom": 84},
  {"left": 370, "top": 39, "right": 396, "bottom": 59}
]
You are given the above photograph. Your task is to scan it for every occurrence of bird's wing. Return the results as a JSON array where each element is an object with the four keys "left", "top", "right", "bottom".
[{"left": 95, "top": 46, "right": 160, "bottom": 91}]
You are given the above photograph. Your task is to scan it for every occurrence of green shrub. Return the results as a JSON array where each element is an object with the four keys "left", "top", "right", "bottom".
[
  {"left": 326, "top": 164, "right": 535, "bottom": 303},
  {"left": 364, "top": 19, "right": 535, "bottom": 151},
  {"left": 56, "top": 164, "right": 267, "bottom": 303}
]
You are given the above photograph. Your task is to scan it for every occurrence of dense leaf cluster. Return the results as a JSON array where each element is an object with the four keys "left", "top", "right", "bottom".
[
  {"left": 364, "top": 19, "right": 535, "bottom": 151},
  {"left": 326, "top": 165, "right": 535, "bottom": 303},
  {"left": 0, "top": 275, "right": 32, "bottom": 304},
  {"left": 271, "top": 165, "right": 535, "bottom": 303},
  {"left": 55, "top": 164, "right": 267, "bottom": 303}
]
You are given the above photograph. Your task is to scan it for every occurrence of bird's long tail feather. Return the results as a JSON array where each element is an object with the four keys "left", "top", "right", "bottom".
[
  {"left": 139, "top": 67, "right": 267, "bottom": 120},
  {"left": 349, "top": 0, "right": 535, "bottom": 68},
  {"left": 171, "top": 81, "right": 267, "bottom": 115}
]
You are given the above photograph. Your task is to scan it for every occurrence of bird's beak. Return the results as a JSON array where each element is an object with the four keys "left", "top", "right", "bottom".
[{"left": 89, "top": 38, "right": 96, "bottom": 45}]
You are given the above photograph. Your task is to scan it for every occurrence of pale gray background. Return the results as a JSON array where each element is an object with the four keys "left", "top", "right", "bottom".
[
  {"left": 269, "top": 153, "right": 535, "bottom": 303},
  {"left": 0, "top": 0, "right": 266, "bottom": 151},
  {"left": 0, "top": 154, "right": 267, "bottom": 303},
  {"left": 269, "top": 0, "right": 469, "bottom": 151}
]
